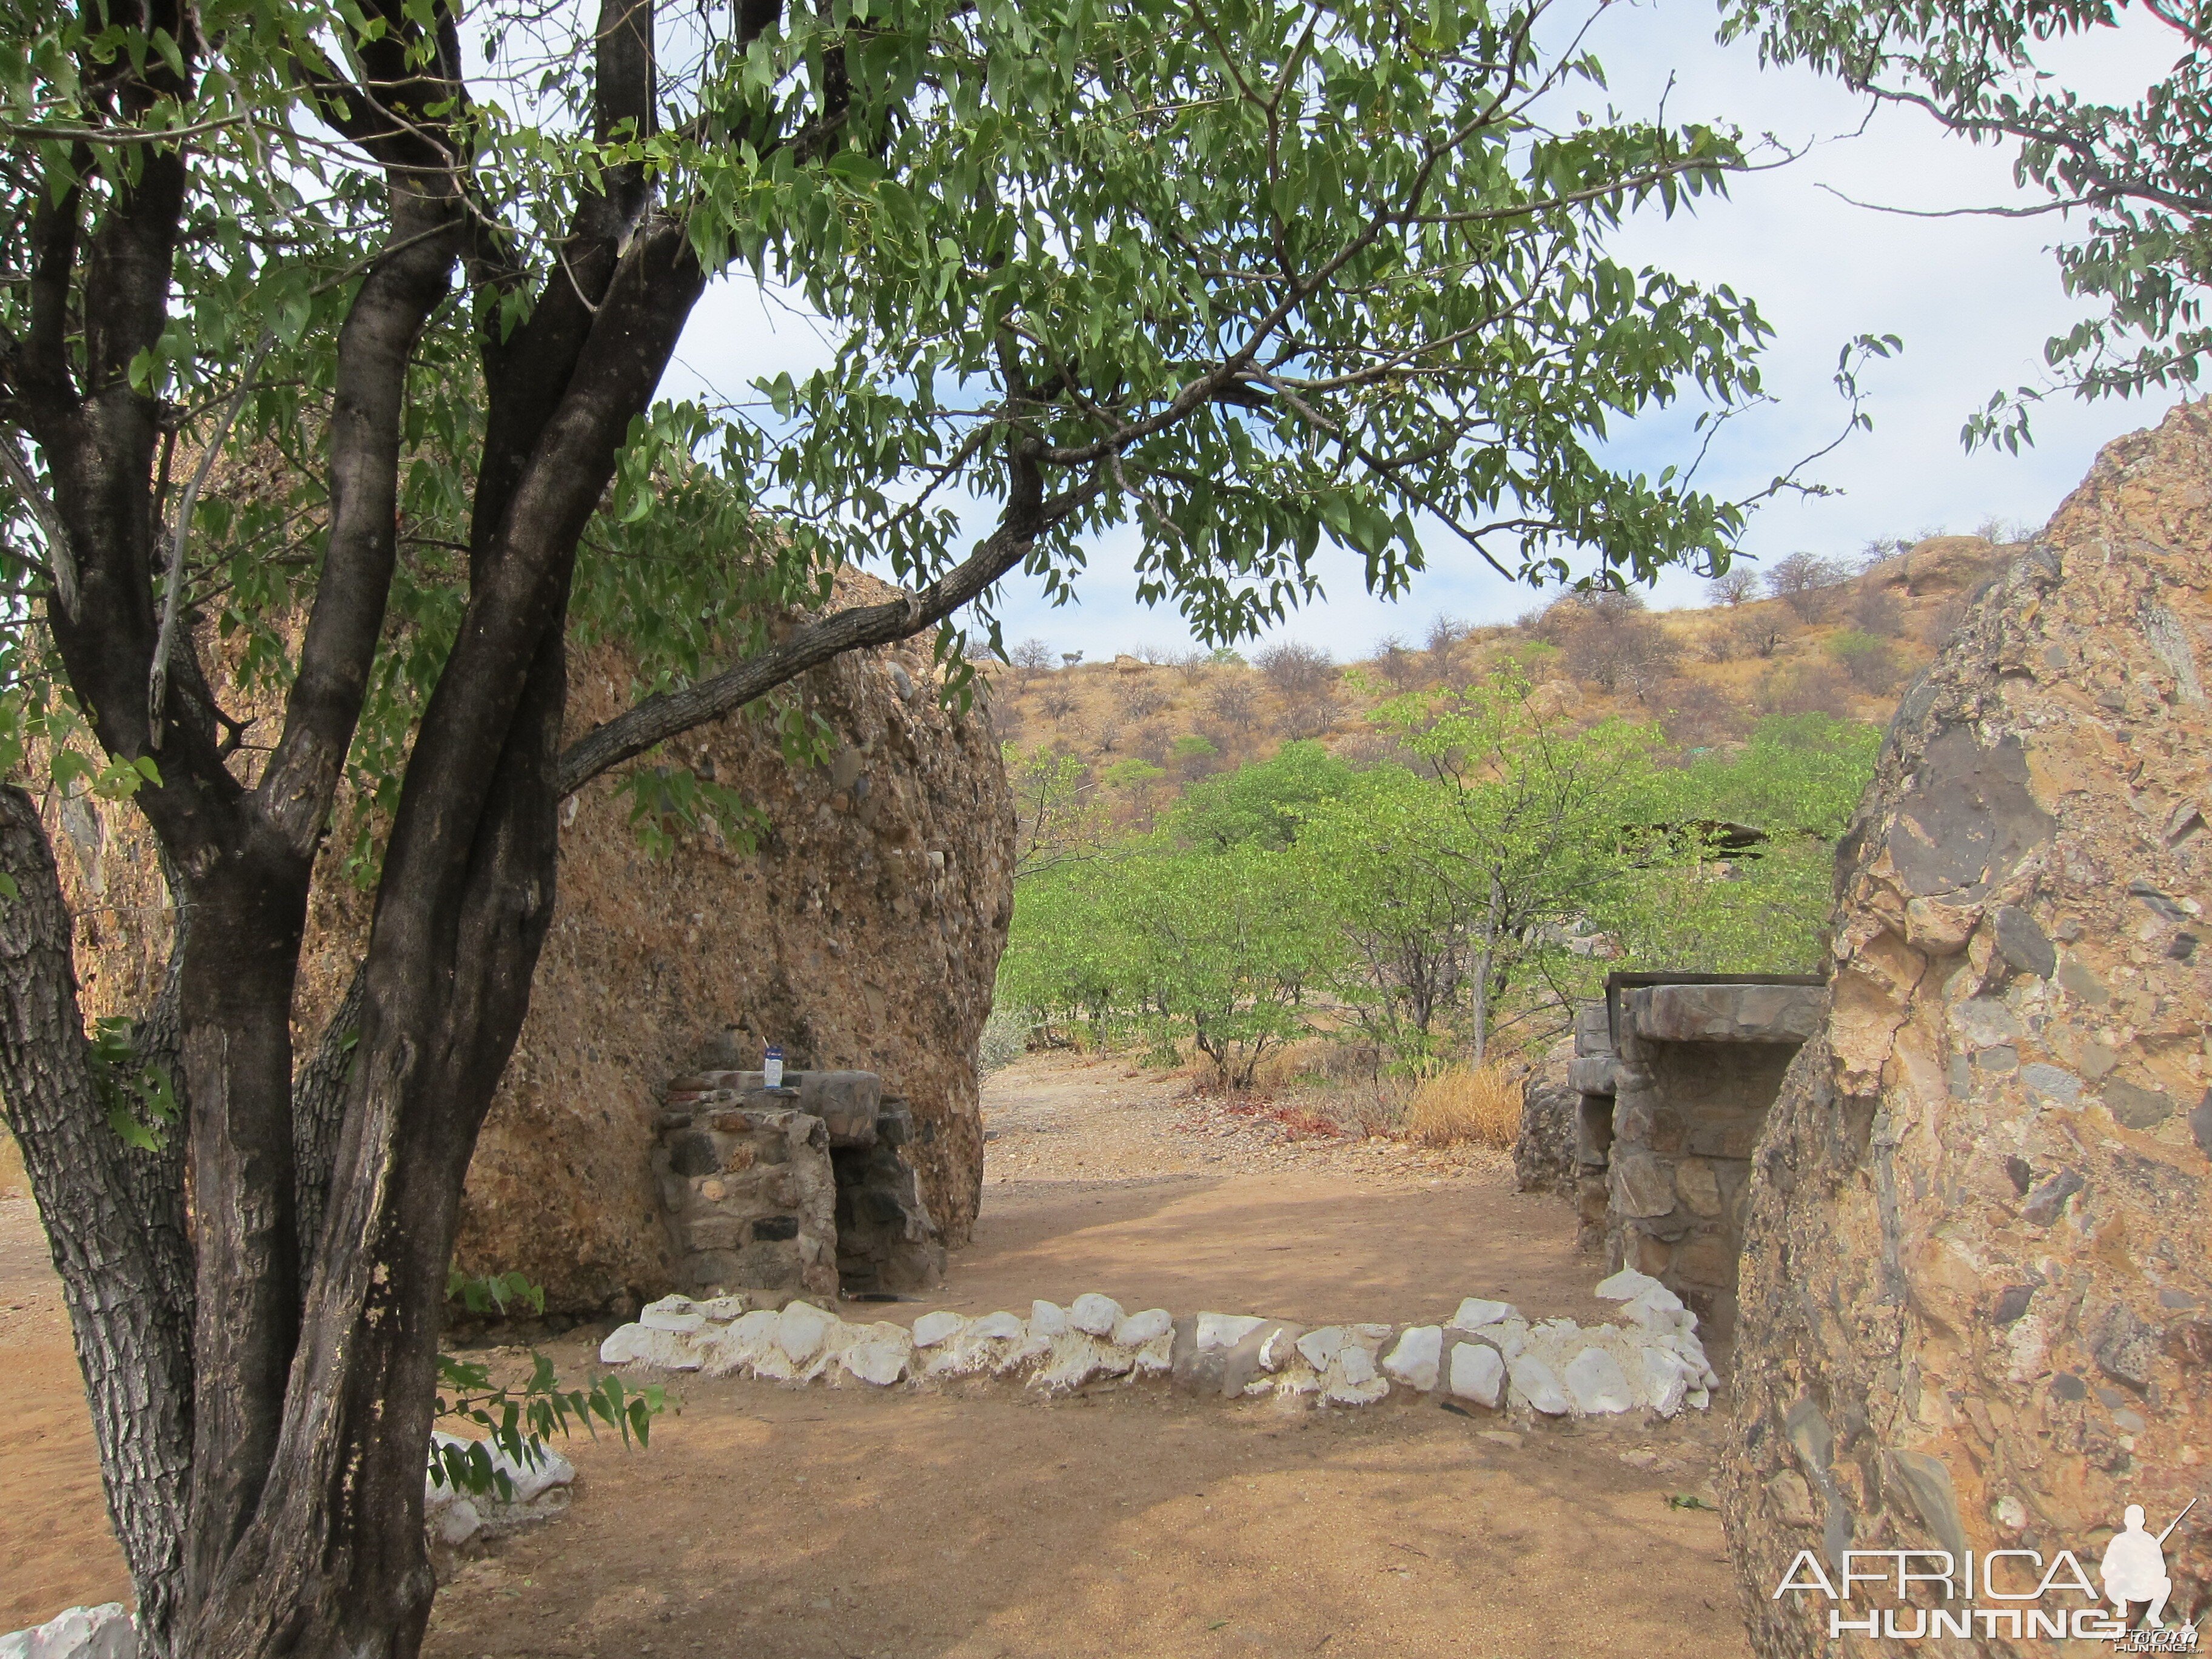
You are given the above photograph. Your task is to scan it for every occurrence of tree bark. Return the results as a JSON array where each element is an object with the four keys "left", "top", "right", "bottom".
[{"left": 0, "top": 788, "right": 196, "bottom": 1657}]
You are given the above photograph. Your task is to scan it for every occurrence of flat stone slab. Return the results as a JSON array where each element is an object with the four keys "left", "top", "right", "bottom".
[{"left": 1629, "top": 983, "right": 1825, "bottom": 1045}]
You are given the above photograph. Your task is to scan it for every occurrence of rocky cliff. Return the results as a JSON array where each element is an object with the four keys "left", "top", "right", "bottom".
[
  {"left": 1721, "top": 404, "right": 2212, "bottom": 1652},
  {"left": 41, "top": 568, "right": 1014, "bottom": 1315}
]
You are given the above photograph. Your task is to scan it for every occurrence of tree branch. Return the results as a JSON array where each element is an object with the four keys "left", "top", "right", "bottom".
[{"left": 557, "top": 460, "right": 1097, "bottom": 797}]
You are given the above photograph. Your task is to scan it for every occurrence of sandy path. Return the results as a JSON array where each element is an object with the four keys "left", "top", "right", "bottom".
[
  {"left": 1, "top": 1053, "right": 1754, "bottom": 1655},
  {"left": 0, "top": 1193, "right": 134, "bottom": 1628}
]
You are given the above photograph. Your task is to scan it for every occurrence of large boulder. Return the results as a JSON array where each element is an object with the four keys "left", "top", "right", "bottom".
[
  {"left": 46, "top": 569, "right": 1014, "bottom": 1315},
  {"left": 1721, "top": 406, "right": 2212, "bottom": 1653}
]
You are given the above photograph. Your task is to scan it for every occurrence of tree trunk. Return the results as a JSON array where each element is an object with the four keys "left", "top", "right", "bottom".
[
  {"left": 0, "top": 787, "right": 196, "bottom": 1656},
  {"left": 1468, "top": 874, "right": 1503, "bottom": 1065}
]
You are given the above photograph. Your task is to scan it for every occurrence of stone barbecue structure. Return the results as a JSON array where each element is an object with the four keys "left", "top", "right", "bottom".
[
  {"left": 656, "top": 1068, "right": 945, "bottom": 1302},
  {"left": 1571, "top": 973, "right": 1825, "bottom": 1340}
]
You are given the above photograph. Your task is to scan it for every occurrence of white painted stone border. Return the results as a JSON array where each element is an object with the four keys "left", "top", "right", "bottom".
[{"left": 595, "top": 1267, "right": 1720, "bottom": 1419}]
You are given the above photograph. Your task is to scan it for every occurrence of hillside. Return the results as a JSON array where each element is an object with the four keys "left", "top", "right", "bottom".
[{"left": 980, "top": 534, "right": 2015, "bottom": 831}]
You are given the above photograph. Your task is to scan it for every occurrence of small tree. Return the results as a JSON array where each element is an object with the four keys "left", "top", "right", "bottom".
[
  {"left": 1296, "top": 768, "right": 1478, "bottom": 1071},
  {"left": 1208, "top": 675, "right": 1259, "bottom": 735},
  {"left": 1763, "top": 551, "right": 1850, "bottom": 620},
  {"left": 1828, "top": 629, "right": 1900, "bottom": 692},
  {"left": 1706, "top": 568, "right": 1760, "bottom": 606},
  {"left": 1010, "top": 639, "right": 1057, "bottom": 688},
  {"left": 1171, "top": 740, "right": 1353, "bottom": 850},
  {"left": 1256, "top": 640, "right": 1333, "bottom": 696},
  {"left": 1006, "top": 746, "right": 1110, "bottom": 878},
  {"left": 1557, "top": 590, "right": 1680, "bottom": 695},
  {"left": 1376, "top": 673, "right": 1667, "bottom": 1062},
  {"left": 1118, "top": 842, "right": 1333, "bottom": 1088}
]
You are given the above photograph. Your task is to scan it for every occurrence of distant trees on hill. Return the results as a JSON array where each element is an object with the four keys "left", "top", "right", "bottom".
[{"left": 999, "top": 681, "right": 1879, "bottom": 1082}]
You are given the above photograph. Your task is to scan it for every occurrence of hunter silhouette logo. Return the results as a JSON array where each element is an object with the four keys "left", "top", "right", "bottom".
[
  {"left": 2102, "top": 1501, "right": 2190, "bottom": 1631},
  {"left": 1772, "top": 1495, "right": 2202, "bottom": 1647}
]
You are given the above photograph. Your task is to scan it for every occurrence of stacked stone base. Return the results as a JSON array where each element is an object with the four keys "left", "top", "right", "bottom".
[{"left": 657, "top": 1069, "right": 943, "bottom": 1301}]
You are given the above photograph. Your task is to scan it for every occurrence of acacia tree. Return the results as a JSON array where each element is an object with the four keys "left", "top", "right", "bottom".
[{"left": 0, "top": 0, "right": 1792, "bottom": 1652}]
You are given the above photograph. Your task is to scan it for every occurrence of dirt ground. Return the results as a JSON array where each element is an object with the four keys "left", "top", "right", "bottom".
[{"left": 0, "top": 1052, "right": 1752, "bottom": 1655}]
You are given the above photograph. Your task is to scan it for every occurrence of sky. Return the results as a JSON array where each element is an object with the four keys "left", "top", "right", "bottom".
[{"left": 659, "top": 0, "right": 2191, "bottom": 665}]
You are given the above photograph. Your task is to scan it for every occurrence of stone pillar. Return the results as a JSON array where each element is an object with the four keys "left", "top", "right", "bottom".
[
  {"left": 653, "top": 1087, "right": 840, "bottom": 1301},
  {"left": 1594, "top": 979, "right": 1823, "bottom": 1340}
]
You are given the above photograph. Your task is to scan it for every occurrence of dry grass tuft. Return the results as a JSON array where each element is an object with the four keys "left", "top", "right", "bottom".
[{"left": 1402, "top": 1065, "right": 1521, "bottom": 1149}]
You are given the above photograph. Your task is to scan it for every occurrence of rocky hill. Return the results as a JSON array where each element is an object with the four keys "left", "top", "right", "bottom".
[{"left": 981, "top": 534, "right": 2019, "bottom": 826}]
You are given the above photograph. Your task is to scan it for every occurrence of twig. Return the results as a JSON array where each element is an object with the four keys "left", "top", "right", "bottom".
[{"left": 150, "top": 326, "right": 276, "bottom": 745}]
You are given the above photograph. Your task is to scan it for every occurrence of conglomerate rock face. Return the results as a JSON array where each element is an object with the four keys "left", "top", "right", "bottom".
[{"left": 1721, "top": 406, "right": 2212, "bottom": 1654}]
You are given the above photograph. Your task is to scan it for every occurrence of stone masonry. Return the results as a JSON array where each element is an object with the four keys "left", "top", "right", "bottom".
[
  {"left": 657, "top": 1068, "right": 943, "bottom": 1301},
  {"left": 1573, "top": 974, "right": 1825, "bottom": 1340}
]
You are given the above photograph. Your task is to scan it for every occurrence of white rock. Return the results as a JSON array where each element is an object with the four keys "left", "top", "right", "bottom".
[
  {"left": 429, "top": 1430, "right": 575, "bottom": 1507},
  {"left": 694, "top": 1294, "right": 749, "bottom": 1323},
  {"left": 1132, "top": 1336, "right": 1185, "bottom": 1380},
  {"left": 1196, "top": 1312, "right": 1265, "bottom": 1352},
  {"left": 775, "top": 1301, "right": 836, "bottom": 1363},
  {"left": 1030, "top": 1331, "right": 1131, "bottom": 1392},
  {"left": 1450, "top": 1298, "right": 1517, "bottom": 1329},
  {"left": 0, "top": 1604, "right": 138, "bottom": 1659},
  {"left": 925, "top": 1311, "right": 1031, "bottom": 1377},
  {"left": 1507, "top": 1353, "right": 1570, "bottom": 1415},
  {"left": 1111, "top": 1307, "right": 1172, "bottom": 1347},
  {"left": 1295, "top": 1326, "right": 1344, "bottom": 1370},
  {"left": 1564, "top": 1347, "right": 1637, "bottom": 1415},
  {"left": 700, "top": 1309, "right": 780, "bottom": 1376},
  {"left": 1324, "top": 1372, "right": 1390, "bottom": 1407},
  {"left": 1256, "top": 1326, "right": 1298, "bottom": 1372},
  {"left": 598, "top": 1323, "right": 700, "bottom": 1371},
  {"left": 750, "top": 1344, "right": 803, "bottom": 1383},
  {"left": 1448, "top": 1342, "right": 1505, "bottom": 1407},
  {"left": 433, "top": 1496, "right": 483, "bottom": 1546},
  {"left": 1382, "top": 1326, "right": 1443, "bottom": 1391},
  {"left": 1639, "top": 1347, "right": 1689, "bottom": 1418},
  {"left": 1350, "top": 1322, "right": 1394, "bottom": 1343},
  {"left": 640, "top": 1295, "right": 706, "bottom": 1333},
  {"left": 911, "top": 1310, "right": 967, "bottom": 1349},
  {"left": 1028, "top": 1299, "right": 1070, "bottom": 1338},
  {"left": 1687, "top": 1386, "right": 1711, "bottom": 1412},
  {"left": 1491, "top": 1318, "right": 1530, "bottom": 1361},
  {"left": 1070, "top": 1293, "right": 1124, "bottom": 1336},
  {"left": 1334, "top": 1346, "right": 1378, "bottom": 1386},
  {"left": 1594, "top": 1267, "right": 1666, "bottom": 1302},
  {"left": 841, "top": 1339, "right": 910, "bottom": 1386}
]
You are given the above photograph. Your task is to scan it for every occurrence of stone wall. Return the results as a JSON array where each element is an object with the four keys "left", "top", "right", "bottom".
[
  {"left": 1573, "top": 976, "right": 1824, "bottom": 1339},
  {"left": 655, "top": 1068, "right": 945, "bottom": 1301},
  {"left": 1721, "top": 404, "right": 2212, "bottom": 1655}
]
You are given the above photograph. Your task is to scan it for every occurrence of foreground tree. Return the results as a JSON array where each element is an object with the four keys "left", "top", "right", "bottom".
[
  {"left": 1, "top": 0, "right": 1801, "bottom": 1651},
  {"left": 1724, "top": 0, "right": 2211, "bottom": 444}
]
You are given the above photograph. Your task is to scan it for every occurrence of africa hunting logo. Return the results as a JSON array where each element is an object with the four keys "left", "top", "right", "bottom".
[{"left": 1772, "top": 1498, "right": 2201, "bottom": 1649}]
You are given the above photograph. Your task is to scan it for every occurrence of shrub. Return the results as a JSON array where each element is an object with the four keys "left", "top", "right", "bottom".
[
  {"left": 1828, "top": 629, "right": 1900, "bottom": 692},
  {"left": 1403, "top": 1065, "right": 1521, "bottom": 1148}
]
